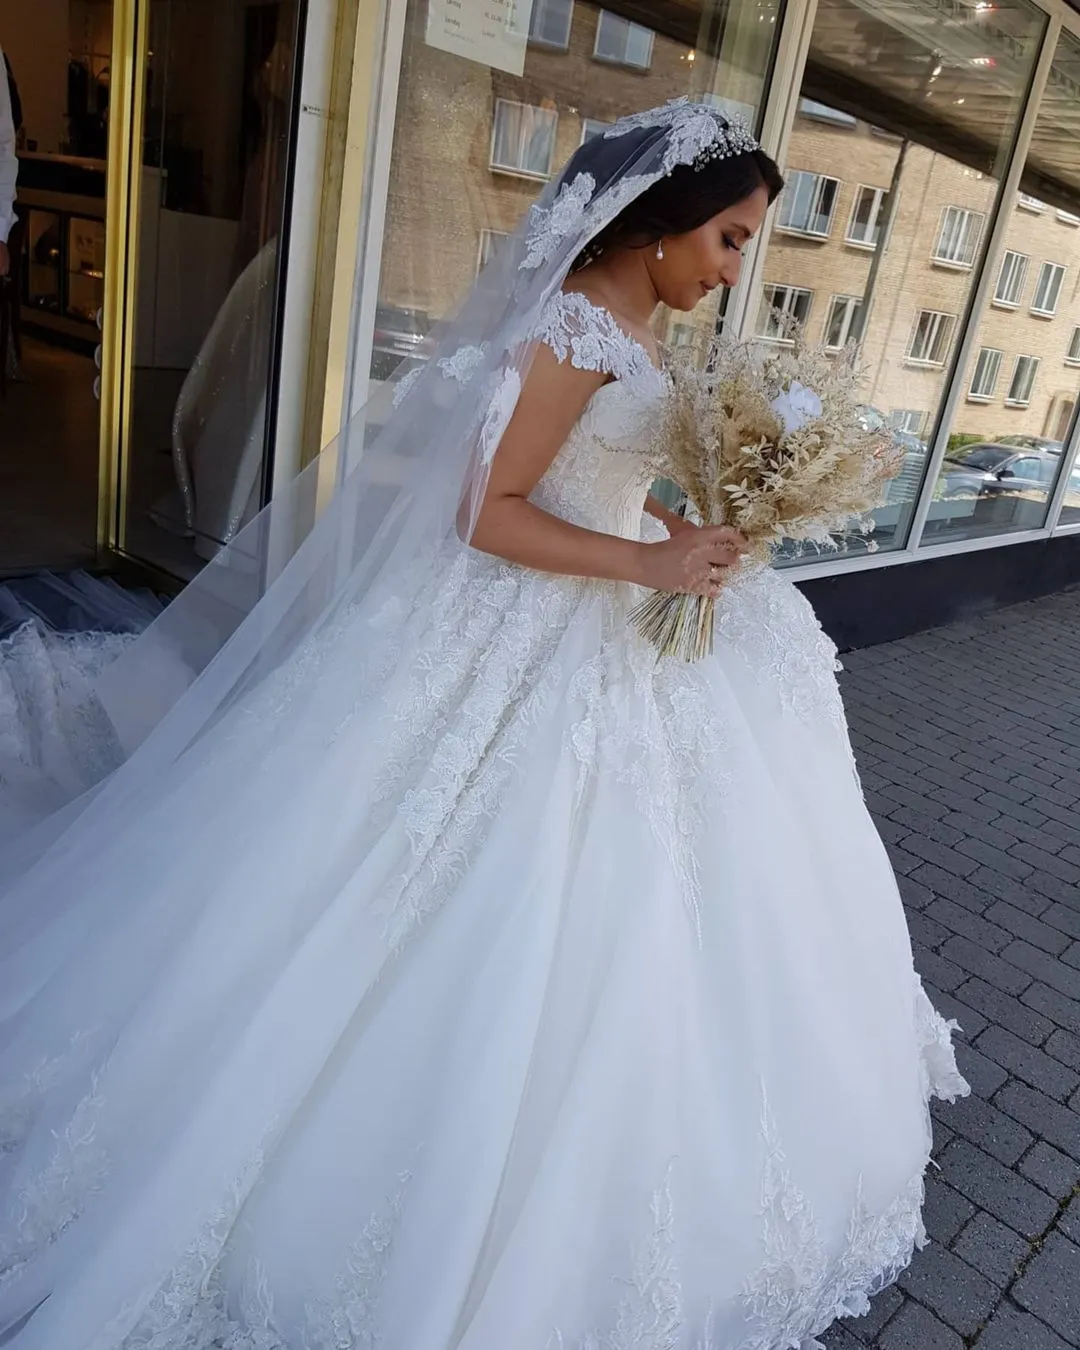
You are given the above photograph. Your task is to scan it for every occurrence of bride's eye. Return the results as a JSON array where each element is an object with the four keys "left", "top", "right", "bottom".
[{"left": 723, "top": 235, "right": 743, "bottom": 255}]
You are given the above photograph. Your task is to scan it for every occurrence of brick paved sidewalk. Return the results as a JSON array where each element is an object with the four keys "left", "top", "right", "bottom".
[{"left": 823, "top": 587, "right": 1080, "bottom": 1350}]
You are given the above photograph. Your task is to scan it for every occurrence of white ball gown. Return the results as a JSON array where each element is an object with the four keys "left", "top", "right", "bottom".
[{"left": 0, "top": 290, "right": 967, "bottom": 1350}]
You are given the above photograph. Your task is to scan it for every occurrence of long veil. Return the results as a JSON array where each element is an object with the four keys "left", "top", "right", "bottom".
[
  {"left": 0, "top": 99, "right": 762, "bottom": 1342},
  {"left": 0, "top": 99, "right": 753, "bottom": 894}
]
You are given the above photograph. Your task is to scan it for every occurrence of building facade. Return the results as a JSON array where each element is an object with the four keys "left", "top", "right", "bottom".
[{"left": 7, "top": 0, "right": 1080, "bottom": 646}]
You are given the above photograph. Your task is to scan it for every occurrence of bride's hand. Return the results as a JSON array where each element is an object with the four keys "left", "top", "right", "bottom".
[{"left": 638, "top": 525, "right": 749, "bottom": 596}]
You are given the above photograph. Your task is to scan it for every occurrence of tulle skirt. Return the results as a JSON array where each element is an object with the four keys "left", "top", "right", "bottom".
[{"left": 0, "top": 552, "right": 966, "bottom": 1350}]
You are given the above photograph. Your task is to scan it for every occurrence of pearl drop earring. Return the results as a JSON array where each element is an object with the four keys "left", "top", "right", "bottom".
[{"left": 656, "top": 240, "right": 664, "bottom": 260}]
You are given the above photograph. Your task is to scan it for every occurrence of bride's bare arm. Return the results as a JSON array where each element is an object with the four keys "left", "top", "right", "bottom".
[{"left": 469, "top": 345, "right": 744, "bottom": 594}]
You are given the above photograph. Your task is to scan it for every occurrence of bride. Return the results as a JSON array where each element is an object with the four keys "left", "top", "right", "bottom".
[{"left": 0, "top": 101, "right": 967, "bottom": 1350}]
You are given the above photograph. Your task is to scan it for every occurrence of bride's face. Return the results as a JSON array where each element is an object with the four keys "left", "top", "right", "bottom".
[{"left": 646, "top": 185, "right": 770, "bottom": 314}]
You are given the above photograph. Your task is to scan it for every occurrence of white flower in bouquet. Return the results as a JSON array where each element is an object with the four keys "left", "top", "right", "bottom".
[
  {"left": 770, "top": 382, "right": 823, "bottom": 436},
  {"left": 630, "top": 333, "right": 903, "bottom": 662}
]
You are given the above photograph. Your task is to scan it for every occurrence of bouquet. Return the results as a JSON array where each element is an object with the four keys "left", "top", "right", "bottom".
[{"left": 630, "top": 331, "right": 903, "bottom": 661}]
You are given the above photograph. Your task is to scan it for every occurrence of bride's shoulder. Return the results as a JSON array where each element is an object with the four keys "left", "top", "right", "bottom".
[{"left": 533, "top": 290, "right": 659, "bottom": 387}]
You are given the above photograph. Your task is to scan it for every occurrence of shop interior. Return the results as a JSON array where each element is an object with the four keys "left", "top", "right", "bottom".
[{"left": 0, "top": 0, "right": 297, "bottom": 580}]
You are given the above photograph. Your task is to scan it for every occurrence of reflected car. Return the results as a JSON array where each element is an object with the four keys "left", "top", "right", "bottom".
[
  {"left": 370, "top": 304, "right": 431, "bottom": 382},
  {"left": 939, "top": 443, "right": 1059, "bottom": 498},
  {"left": 995, "top": 434, "right": 1063, "bottom": 454}
]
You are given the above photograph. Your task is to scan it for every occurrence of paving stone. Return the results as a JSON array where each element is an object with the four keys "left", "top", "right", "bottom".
[
  {"left": 1019, "top": 1140, "right": 1080, "bottom": 1200},
  {"left": 1047, "top": 1029, "right": 1080, "bottom": 1073},
  {"left": 937, "top": 1139, "right": 1059, "bottom": 1238},
  {"left": 912, "top": 943, "right": 966, "bottom": 993},
  {"left": 994, "top": 1081, "right": 1080, "bottom": 1163},
  {"left": 923, "top": 983, "right": 988, "bottom": 1040},
  {"left": 983, "top": 901, "right": 1073, "bottom": 956},
  {"left": 956, "top": 977, "right": 1054, "bottom": 1046},
  {"left": 973, "top": 1302, "right": 1076, "bottom": 1350},
  {"left": 975, "top": 1026, "right": 1080, "bottom": 1101},
  {"left": 896, "top": 873, "right": 935, "bottom": 911},
  {"left": 820, "top": 1326, "right": 867, "bottom": 1350},
  {"left": 955, "top": 837, "right": 1034, "bottom": 881},
  {"left": 1043, "top": 904, "right": 1080, "bottom": 942},
  {"left": 886, "top": 842, "right": 922, "bottom": 876},
  {"left": 939, "top": 937, "right": 1033, "bottom": 996},
  {"left": 878, "top": 1299, "right": 965, "bottom": 1350},
  {"left": 897, "top": 1243, "right": 998, "bottom": 1337},
  {"left": 1000, "top": 942, "right": 1080, "bottom": 1000},
  {"left": 952, "top": 1211, "right": 1029, "bottom": 1287},
  {"left": 840, "top": 1284, "right": 905, "bottom": 1343},
  {"left": 841, "top": 593, "right": 1080, "bottom": 1344},
  {"left": 954, "top": 1043, "right": 1010, "bottom": 1100},
  {"left": 1024, "top": 983, "right": 1080, "bottom": 1037},
  {"left": 907, "top": 910, "right": 955, "bottom": 951},
  {"left": 911, "top": 864, "right": 998, "bottom": 916},
  {"left": 1012, "top": 1232, "right": 1080, "bottom": 1344},
  {"left": 969, "top": 865, "right": 1051, "bottom": 916},
  {"left": 1012, "top": 841, "right": 1080, "bottom": 886},
  {"left": 924, "top": 899, "right": 1011, "bottom": 954},
  {"left": 931, "top": 1092, "right": 1033, "bottom": 1165},
  {"left": 922, "top": 1176, "right": 978, "bottom": 1243},
  {"left": 903, "top": 834, "right": 980, "bottom": 878}
]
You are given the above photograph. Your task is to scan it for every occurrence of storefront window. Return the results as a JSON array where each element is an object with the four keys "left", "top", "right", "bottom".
[
  {"left": 933, "top": 28, "right": 1080, "bottom": 539},
  {"left": 759, "top": 0, "right": 1045, "bottom": 563},
  {"left": 364, "top": 0, "right": 785, "bottom": 411}
]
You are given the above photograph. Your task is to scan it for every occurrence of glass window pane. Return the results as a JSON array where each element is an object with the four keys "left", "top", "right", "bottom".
[
  {"left": 762, "top": 0, "right": 1045, "bottom": 563},
  {"left": 530, "top": 0, "right": 574, "bottom": 48},
  {"left": 939, "top": 28, "right": 1080, "bottom": 541},
  {"left": 121, "top": 0, "right": 301, "bottom": 576},
  {"left": 363, "top": 0, "right": 784, "bottom": 435}
]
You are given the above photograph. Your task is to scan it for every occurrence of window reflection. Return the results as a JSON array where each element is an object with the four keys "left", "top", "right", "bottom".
[
  {"left": 936, "top": 27, "right": 1080, "bottom": 540},
  {"left": 763, "top": 0, "right": 1045, "bottom": 562},
  {"left": 370, "top": 0, "right": 783, "bottom": 410}
]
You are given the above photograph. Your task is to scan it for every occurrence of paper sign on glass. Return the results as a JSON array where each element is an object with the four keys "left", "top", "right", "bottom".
[{"left": 425, "top": 0, "right": 534, "bottom": 77}]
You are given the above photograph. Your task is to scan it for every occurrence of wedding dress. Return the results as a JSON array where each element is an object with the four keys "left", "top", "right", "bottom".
[
  {"left": 0, "top": 100, "right": 967, "bottom": 1350},
  {"left": 0, "top": 284, "right": 966, "bottom": 1350}
]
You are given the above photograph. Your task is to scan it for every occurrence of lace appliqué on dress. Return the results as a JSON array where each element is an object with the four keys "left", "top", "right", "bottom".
[
  {"left": 715, "top": 567, "right": 848, "bottom": 739},
  {"left": 534, "top": 292, "right": 658, "bottom": 388},
  {"left": 552, "top": 1089, "right": 931, "bottom": 1350}
]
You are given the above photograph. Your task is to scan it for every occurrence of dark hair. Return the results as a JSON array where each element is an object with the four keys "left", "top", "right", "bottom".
[{"left": 572, "top": 148, "right": 783, "bottom": 272}]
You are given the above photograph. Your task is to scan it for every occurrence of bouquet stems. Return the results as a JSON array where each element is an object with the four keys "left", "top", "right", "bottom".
[{"left": 629, "top": 589, "right": 715, "bottom": 663}]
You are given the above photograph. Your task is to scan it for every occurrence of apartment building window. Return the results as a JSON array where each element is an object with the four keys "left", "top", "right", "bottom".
[
  {"left": 1018, "top": 193, "right": 1046, "bottom": 213},
  {"left": 968, "top": 347, "right": 1003, "bottom": 402},
  {"left": 580, "top": 118, "right": 612, "bottom": 144},
  {"left": 490, "top": 100, "right": 558, "bottom": 180},
  {"left": 758, "top": 284, "right": 813, "bottom": 340},
  {"left": 823, "top": 295, "right": 864, "bottom": 349},
  {"left": 1031, "top": 262, "right": 1066, "bottom": 316},
  {"left": 846, "top": 186, "right": 888, "bottom": 249},
  {"left": 529, "top": 0, "right": 574, "bottom": 47},
  {"left": 1058, "top": 210, "right": 1080, "bottom": 227},
  {"left": 777, "top": 172, "right": 840, "bottom": 239},
  {"left": 932, "top": 207, "right": 984, "bottom": 268},
  {"left": 907, "top": 310, "right": 956, "bottom": 366},
  {"left": 593, "top": 11, "right": 654, "bottom": 68},
  {"left": 994, "top": 251, "right": 1028, "bottom": 308},
  {"left": 477, "top": 229, "right": 509, "bottom": 272},
  {"left": 1006, "top": 355, "right": 1040, "bottom": 407},
  {"left": 890, "top": 410, "right": 926, "bottom": 436},
  {"left": 1068, "top": 327, "right": 1080, "bottom": 366}
]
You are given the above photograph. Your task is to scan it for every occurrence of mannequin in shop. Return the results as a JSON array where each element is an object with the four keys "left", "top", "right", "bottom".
[
  {"left": 0, "top": 43, "right": 21, "bottom": 385},
  {"left": 165, "top": 39, "right": 291, "bottom": 558},
  {"left": 0, "top": 101, "right": 967, "bottom": 1350}
]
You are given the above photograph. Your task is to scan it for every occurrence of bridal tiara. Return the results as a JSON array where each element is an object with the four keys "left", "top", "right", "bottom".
[
  {"left": 690, "top": 117, "right": 760, "bottom": 168},
  {"left": 602, "top": 97, "right": 761, "bottom": 174}
]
